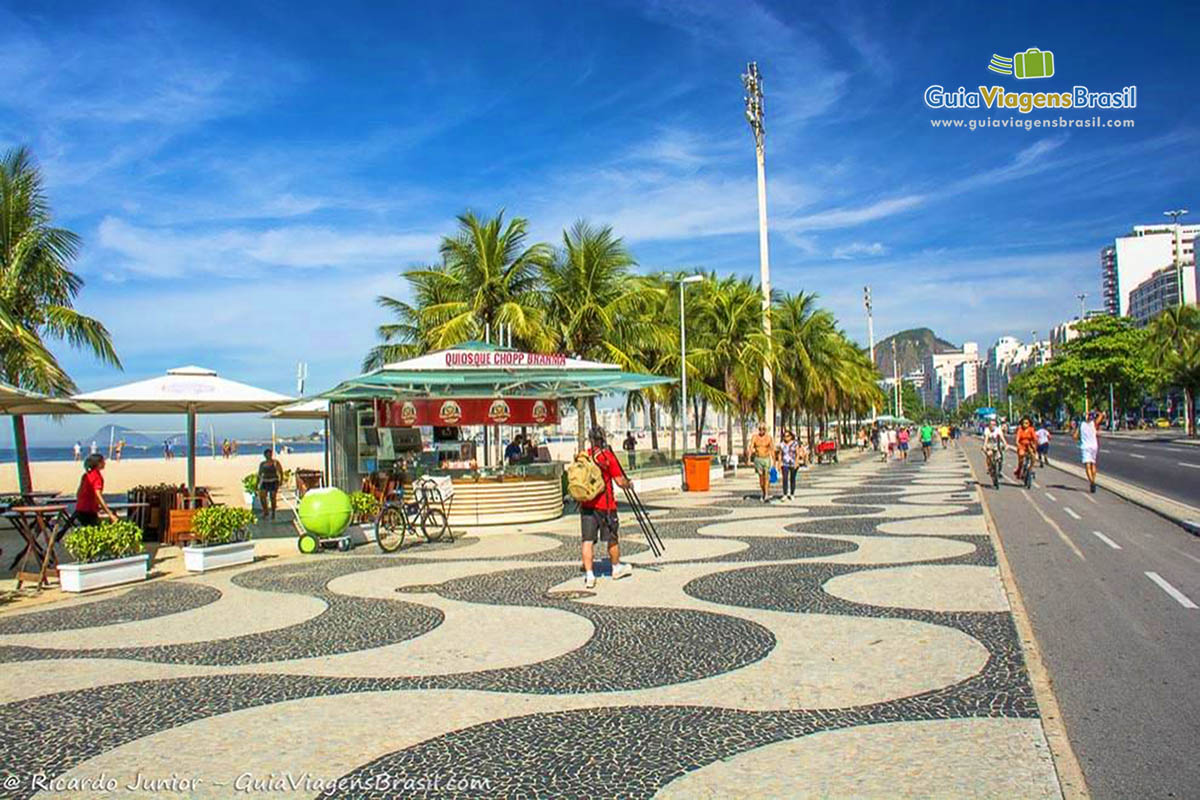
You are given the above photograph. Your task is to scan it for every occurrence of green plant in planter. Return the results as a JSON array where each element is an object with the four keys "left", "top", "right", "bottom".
[
  {"left": 242, "top": 473, "right": 258, "bottom": 493},
  {"left": 192, "top": 506, "right": 258, "bottom": 546},
  {"left": 348, "top": 491, "right": 381, "bottom": 522},
  {"left": 64, "top": 520, "right": 144, "bottom": 563}
]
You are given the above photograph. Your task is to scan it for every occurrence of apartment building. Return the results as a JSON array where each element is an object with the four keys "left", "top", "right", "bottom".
[{"left": 1100, "top": 223, "right": 1198, "bottom": 316}]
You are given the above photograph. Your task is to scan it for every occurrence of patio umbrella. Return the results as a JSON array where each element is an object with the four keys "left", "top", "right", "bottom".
[
  {"left": 268, "top": 399, "right": 330, "bottom": 475},
  {"left": 73, "top": 366, "right": 293, "bottom": 498},
  {"left": 1, "top": 383, "right": 102, "bottom": 494}
]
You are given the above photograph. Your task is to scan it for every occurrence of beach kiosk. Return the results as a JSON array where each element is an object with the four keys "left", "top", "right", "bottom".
[{"left": 317, "top": 342, "right": 673, "bottom": 526}]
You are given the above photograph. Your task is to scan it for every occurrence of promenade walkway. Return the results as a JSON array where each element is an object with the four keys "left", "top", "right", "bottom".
[{"left": 0, "top": 448, "right": 1064, "bottom": 798}]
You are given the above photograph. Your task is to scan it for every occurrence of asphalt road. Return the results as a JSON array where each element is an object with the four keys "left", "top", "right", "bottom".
[
  {"left": 965, "top": 445, "right": 1200, "bottom": 800},
  {"left": 1040, "top": 432, "right": 1200, "bottom": 509}
]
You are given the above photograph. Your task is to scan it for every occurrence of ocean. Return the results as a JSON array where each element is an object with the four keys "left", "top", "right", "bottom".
[{"left": 0, "top": 441, "right": 326, "bottom": 464}]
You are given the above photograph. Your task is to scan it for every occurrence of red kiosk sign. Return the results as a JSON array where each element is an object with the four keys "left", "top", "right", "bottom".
[{"left": 375, "top": 398, "right": 558, "bottom": 427}]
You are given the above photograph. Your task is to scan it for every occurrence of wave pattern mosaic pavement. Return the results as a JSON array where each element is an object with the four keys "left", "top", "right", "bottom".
[{"left": 0, "top": 448, "right": 1061, "bottom": 799}]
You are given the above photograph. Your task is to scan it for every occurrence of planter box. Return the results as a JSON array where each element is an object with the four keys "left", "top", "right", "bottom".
[
  {"left": 183, "top": 540, "right": 255, "bottom": 573},
  {"left": 243, "top": 491, "right": 257, "bottom": 509},
  {"left": 347, "top": 523, "right": 377, "bottom": 546},
  {"left": 59, "top": 554, "right": 149, "bottom": 593}
]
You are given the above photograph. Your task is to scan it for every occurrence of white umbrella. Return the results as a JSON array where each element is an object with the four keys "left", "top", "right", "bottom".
[
  {"left": 1, "top": 383, "right": 102, "bottom": 495},
  {"left": 74, "top": 366, "right": 293, "bottom": 497}
]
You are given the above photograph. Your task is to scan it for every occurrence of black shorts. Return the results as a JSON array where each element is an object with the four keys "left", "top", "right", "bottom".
[
  {"left": 1037, "top": 444, "right": 1049, "bottom": 454},
  {"left": 258, "top": 482, "right": 279, "bottom": 494},
  {"left": 580, "top": 508, "right": 619, "bottom": 543},
  {"left": 74, "top": 511, "right": 100, "bottom": 527}
]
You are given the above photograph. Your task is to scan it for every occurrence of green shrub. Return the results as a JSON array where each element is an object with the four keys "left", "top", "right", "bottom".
[
  {"left": 349, "top": 491, "right": 381, "bottom": 521},
  {"left": 242, "top": 473, "right": 258, "bottom": 493},
  {"left": 64, "top": 520, "right": 144, "bottom": 563},
  {"left": 192, "top": 506, "right": 257, "bottom": 545}
]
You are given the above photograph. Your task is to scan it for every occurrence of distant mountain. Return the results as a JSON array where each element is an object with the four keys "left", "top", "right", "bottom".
[{"left": 874, "top": 328, "right": 959, "bottom": 378}]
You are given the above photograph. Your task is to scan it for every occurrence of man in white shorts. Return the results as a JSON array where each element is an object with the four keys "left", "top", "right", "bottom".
[{"left": 1075, "top": 411, "right": 1100, "bottom": 493}]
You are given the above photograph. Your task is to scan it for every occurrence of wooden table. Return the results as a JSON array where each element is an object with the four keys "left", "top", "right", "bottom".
[{"left": 5, "top": 504, "right": 70, "bottom": 590}]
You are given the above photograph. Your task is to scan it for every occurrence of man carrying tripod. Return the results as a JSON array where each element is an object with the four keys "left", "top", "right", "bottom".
[{"left": 579, "top": 427, "right": 633, "bottom": 589}]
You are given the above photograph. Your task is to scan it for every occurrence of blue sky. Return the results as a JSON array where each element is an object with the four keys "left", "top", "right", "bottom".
[{"left": 1, "top": 0, "right": 1196, "bottom": 443}]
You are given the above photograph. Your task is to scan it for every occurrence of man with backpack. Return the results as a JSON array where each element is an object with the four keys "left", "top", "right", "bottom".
[{"left": 569, "top": 427, "right": 632, "bottom": 589}]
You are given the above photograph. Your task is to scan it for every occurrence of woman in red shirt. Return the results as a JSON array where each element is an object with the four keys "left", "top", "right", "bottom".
[{"left": 75, "top": 454, "right": 117, "bottom": 526}]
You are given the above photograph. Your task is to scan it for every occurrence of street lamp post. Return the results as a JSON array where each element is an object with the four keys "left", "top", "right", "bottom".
[
  {"left": 677, "top": 275, "right": 703, "bottom": 457},
  {"left": 1076, "top": 292, "right": 1087, "bottom": 320},
  {"left": 864, "top": 286, "right": 876, "bottom": 419},
  {"left": 1165, "top": 208, "right": 1189, "bottom": 307},
  {"left": 743, "top": 62, "right": 774, "bottom": 436}
]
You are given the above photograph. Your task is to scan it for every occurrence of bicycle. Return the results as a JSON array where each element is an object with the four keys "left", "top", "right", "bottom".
[
  {"left": 1018, "top": 450, "right": 1035, "bottom": 489},
  {"left": 375, "top": 476, "right": 452, "bottom": 553},
  {"left": 985, "top": 447, "right": 1003, "bottom": 489}
]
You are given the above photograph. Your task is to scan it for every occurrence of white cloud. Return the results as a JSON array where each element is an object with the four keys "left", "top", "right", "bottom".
[
  {"left": 96, "top": 218, "right": 442, "bottom": 277},
  {"left": 832, "top": 241, "right": 888, "bottom": 259}
]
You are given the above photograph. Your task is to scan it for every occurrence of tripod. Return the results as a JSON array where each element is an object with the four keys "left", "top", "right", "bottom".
[{"left": 603, "top": 444, "right": 665, "bottom": 558}]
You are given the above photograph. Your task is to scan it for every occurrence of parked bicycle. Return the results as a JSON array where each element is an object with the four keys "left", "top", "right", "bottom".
[{"left": 375, "top": 476, "right": 452, "bottom": 552}]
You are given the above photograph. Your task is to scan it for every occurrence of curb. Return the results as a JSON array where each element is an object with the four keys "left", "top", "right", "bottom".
[
  {"left": 1003, "top": 443, "right": 1200, "bottom": 537},
  {"left": 967, "top": 449, "right": 1090, "bottom": 800}
]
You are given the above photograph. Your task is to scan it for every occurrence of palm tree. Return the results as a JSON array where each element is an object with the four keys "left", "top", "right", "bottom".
[
  {"left": 606, "top": 273, "right": 674, "bottom": 452},
  {"left": 1147, "top": 305, "right": 1200, "bottom": 437},
  {"left": 401, "top": 210, "right": 553, "bottom": 351},
  {"left": 0, "top": 145, "right": 122, "bottom": 490},
  {"left": 364, "top": 269, "right": 451, "bottom": 370},
  {"left": 543, "top": 221, "right": 657, "bottom": 443},
  {"left": 689, "top": 275, "right": 770, "bottom": 456}
]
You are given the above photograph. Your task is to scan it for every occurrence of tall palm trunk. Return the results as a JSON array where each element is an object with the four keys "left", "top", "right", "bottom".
[
  {"left": 588, "top": 396, "right": 599, "bottom": 433},
  {"left": 575, "top": 398, "right": 586, "bottom": 452},
  {"left": 649, "top": 398, "right": 660, "bottom": 450},
  {"left": 739, "top": 414, "right": 749, "bottom": 462}
]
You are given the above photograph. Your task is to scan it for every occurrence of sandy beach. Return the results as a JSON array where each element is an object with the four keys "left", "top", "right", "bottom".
[{"left": 0, "top": 452, "right": 325, "bottom": 508}]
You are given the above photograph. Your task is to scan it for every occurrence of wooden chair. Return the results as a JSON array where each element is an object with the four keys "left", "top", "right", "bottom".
[{"left": 165, "top": 508, "right": 199, "bottom": 546}]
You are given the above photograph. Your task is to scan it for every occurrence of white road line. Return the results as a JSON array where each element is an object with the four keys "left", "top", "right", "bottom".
[
  {"left": 1091, "top": 530, "right": 1121, "bottom": 549},
  {"left": 1178, "top": 462, "right": 1200, "bottom": 469},
  {"left": 1044, "top": 492, "right": 1057, "bottom": 501},
  {"left": 1064, "top": 507, "right": 1081, "bottom": 520},
  {"left": 1128, "top": 453, "right": 1147, "bottom": 459},
  {"left": 1084, "top": 494, "right": 1098, "bottom": 505},
  {"left": 1145, "top": 572, "right": 1199, "bottom": 609},
  {"left": 1029, "top": 500, "right": 1086, "bottom": 561}
]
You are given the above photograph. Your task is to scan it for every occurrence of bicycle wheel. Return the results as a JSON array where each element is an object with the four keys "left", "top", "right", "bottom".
[
  {"left": 376, "top": 505, "right": 407, "bottom": 553},
  {"left": 421, "top": 507, "right": 449, "bottom": 542},
  {"left": 1024, "top": 465, "right": 1033, "bottom": 489}
]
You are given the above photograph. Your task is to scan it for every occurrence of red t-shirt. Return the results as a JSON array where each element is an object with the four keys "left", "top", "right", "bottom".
[
  {"left": 581, "top": 447, "right": 621, "bottom": 512},
  {"left": 76, "top": 470, "right": 103, "bottom": 513}
]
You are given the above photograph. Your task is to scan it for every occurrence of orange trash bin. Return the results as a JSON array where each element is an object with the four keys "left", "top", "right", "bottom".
[{"left": 682, "top": 454, "right": 712, "bottom": 491}]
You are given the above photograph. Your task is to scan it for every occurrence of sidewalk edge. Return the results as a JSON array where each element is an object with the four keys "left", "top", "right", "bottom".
[{"left": 970, "top": 454, "right": 1090, "bottom": 800}]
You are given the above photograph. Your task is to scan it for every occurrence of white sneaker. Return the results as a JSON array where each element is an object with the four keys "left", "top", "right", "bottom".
[
  {"left": 612, "top": 563, "right": 633, "bottom": 580},
  {"left": 584, "top": 573, "right": 596, "bottom": 589}
]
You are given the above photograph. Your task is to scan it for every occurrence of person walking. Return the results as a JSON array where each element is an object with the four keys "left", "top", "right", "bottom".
[
  {"left": 73, "top": 441, "right": 82, "bottom": 461},
  {"left": 939, "top": 423, "right": 951, "bottom": 448},
  {"left": 163, "top": 439, "right": 173, "bottom": 460},
  {"left": 256, "top": 448, "right": 284, "bottom": 521},
  {"left": 747, "top": 423, "right": 776, "bottom": 502},
  {"left": 580, "top": 428, "right": 632, "bottom": 589},
  {"left": 74, "top": 453, "right": 118, "bottom": 526},
  {"left": 623, "top": 430, "right": 637, "bottom": 470},
  {"left": 114, "top": 439, "right": 124, "bottom": 462},
  {"left": 896, "top": 426, "right": 910, "bottom": 461},
  {"left": 919, "top": 422, "right": 935, "bottom": 461},
  {"left": 90, "top": 440, "right": 98, "bottom": 455},
  {"left": 1075, "top": 411, "right": 1101, "bottom": 493},
  {"left": 1035, "top": 421, "right": 1051, "bottom": 467},
  {"left": 778, "top": 430, "right": 800, "bottom": 500}
]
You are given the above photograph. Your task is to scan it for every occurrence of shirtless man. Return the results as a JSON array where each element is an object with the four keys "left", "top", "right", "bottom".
[{"left": 747, "top": 423, "right": 775, "bottom": 502}]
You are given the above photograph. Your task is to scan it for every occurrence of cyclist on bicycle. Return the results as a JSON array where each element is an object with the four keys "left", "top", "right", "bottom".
[
  {"left": 1014, "top": 416, "right": 1037, "bottom": 481},
  {"left": 982, "top": 418, "right": 1006, "bottom": 477}
]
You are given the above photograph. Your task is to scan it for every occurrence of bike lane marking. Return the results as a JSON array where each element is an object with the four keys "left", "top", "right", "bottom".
[
  {"left": 1090, "top": 531, "right": 1121, "bottom": 550},
  {"left": 1145, "top": 572, "right": 1198, "bottom": 609},
  {"left": 1063, "top": 507, "right": 1081, "bottom": 521}
]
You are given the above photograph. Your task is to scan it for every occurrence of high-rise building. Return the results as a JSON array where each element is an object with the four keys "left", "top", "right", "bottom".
[
  {"left": 1128, "top": 264, "right": 1195, "bottom": 325},
  {"left": 1100, "top": 224, "right": 1198, "bottom": 316},
  {"left": 922, "top": 342, "right": 979, "bottom": 409}
]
